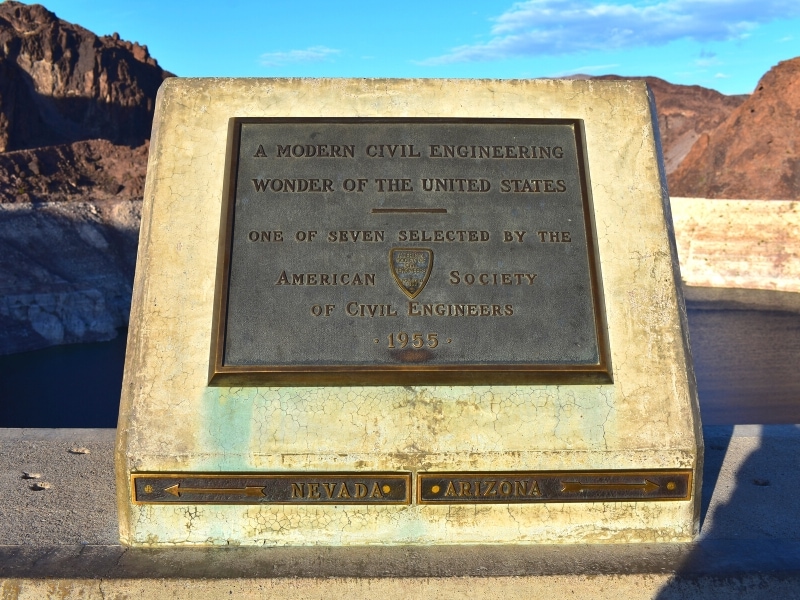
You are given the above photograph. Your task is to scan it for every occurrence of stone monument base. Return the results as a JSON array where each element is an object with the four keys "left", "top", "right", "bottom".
[{"left": 116, "top": 78, "right": 701, "bottom": 545}]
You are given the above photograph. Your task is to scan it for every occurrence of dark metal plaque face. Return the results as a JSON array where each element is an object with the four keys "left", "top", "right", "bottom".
[
  {"left": 210, "top": 118, "right": 610, "bottom": 385},
  {"left": 417, "top": 470, "right": 692, "bottom": 504},
  {"left": 132, "top": 473, "right": 411, "bottom": 505}
]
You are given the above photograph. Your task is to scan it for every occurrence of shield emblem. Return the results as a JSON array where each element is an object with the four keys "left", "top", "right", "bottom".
[{"left": 389, "top": 248, "right": 433, "bottom": 299}]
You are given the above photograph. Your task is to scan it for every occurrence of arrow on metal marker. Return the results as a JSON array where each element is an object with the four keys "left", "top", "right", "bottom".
[
  {"left": 560, "top": 480, "right": 660, "bottom": 494},
  {"left": 164, "top": 483, "right": 266, "bottom": 497}
]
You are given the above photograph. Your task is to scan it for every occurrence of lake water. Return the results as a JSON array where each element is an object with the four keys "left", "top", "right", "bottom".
[
  {"left": 1, "top": 305, "right": 799, "bottom": 427},
  {"left": 0, "top": 330, "right": 127, "bottom": 428},
  {"left": 686, "top": 305, "right": 800, "bottom": 424}
]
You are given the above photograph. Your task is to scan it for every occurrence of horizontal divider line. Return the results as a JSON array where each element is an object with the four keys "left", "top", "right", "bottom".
[{"left": 371, "top": 208, "right": 448, "bottom": 214}]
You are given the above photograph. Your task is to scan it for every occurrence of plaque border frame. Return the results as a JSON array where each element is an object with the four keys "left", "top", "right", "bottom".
[
  {"left": 131, "top": 472, "right": 413, "bottom": 506},
  {"left": 416, "top": 469, "right": 693, "bottom": 504},
  {"left": 209, "top": 117, "right": 611, "bottom": 386}
]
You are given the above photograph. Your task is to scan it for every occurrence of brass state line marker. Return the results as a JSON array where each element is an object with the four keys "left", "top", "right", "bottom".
[
  {"left": 560, "top": 480, "right": 660, "bottom": 493},
  {"left": 371, "top": 208, "right": 447, "bottom": 214},
  {"left": 164, "top": 483, "right": 266, "bottom": 497}
]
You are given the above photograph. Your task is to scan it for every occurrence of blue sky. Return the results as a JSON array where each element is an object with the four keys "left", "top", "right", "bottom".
[{"left": 22, "top": 0, "right": 800, "bottom": 95}]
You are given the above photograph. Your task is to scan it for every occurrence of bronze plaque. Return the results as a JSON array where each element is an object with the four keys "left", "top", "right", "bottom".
[
  {"left": 210, "top": 118, "right": 610, "bottom": 385},
  {"left": 417, "top": 470, "right": 692, "bottom": 504},
  {"left": 132, "top": 473, "right": 411, "bottom": 505}
]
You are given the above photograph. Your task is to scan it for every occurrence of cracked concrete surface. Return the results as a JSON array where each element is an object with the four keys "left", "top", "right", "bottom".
[{"left": 0, "top": 429, "right": 117, "bottom": 546}]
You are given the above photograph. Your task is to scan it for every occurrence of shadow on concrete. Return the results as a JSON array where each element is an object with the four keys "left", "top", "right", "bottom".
[
  {"left": 698, "top": 425, "right": 732, "bottom": 527},
  {"left": 655, "top": 425, "right": 800, "bottom": 598}
]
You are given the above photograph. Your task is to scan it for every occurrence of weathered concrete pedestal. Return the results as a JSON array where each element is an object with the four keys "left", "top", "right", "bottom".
[{"left": 116, "top": 78, "right": 701, "bottom": 546}]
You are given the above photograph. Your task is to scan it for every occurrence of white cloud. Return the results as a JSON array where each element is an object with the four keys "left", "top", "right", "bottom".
[
  {"left": 695, "top": 56, "right": 720, "bottom": 67},
  {"left": 714, "top": 72, "right": 731, "bottom": 78},
  {"left": 549, "top": 63, "right": 621, "bottom": 76},
  {"left": 420, "top": 0, "right": 800, "bottom": 65},
  {"left": 259, "top": 46, "right": 340, "bottom": 67}
]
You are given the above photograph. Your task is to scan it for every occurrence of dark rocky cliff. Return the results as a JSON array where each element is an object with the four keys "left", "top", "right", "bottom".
[
  {"left": 0, "top": 2, "right": 171, "bottom": 354},
  {"left": 0, "top": 1, "right": 168, "bottom": 151}
]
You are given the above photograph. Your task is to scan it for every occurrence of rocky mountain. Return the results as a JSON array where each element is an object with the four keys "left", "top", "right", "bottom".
[
  {"left": 0, "top": 1, "right": 171, "bottom": 354},
  {"left": 592, "top": 75, "right": 748, "bottom": 174},
  {"left": 0, "top": 1, "right": 167, "bottom": 151},
  {"left": 670, "top": 57, "right": 800, "bottom": 199}
]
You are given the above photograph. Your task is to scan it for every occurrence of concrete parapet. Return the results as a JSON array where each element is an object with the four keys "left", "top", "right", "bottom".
[
  {"left": 3, "top": 426, "right": 800, "bottom": 597},
  {"left": 672, "top": 197, "right": 800, "bottom": 294}
]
